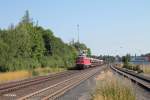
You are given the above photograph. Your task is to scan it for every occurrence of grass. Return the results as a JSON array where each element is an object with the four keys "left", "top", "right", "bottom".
[
  {"left": 0, "top": 67, "right": 66, "bottom": 83},
  {"left": 31, "top": 67, "right": 66, "bottom": 76},
  {"left": 122, "top": 63, "right": 150, "bottom": 74},
  {"left": 117, "top": 63, "right": 150, "bottom": 74},
  {"left": 141, "top": 65, "right": 150, "bottom": 74},
  {"left": 0, "top": 70, "right": 31, "bottom": 83},
  {"left": 92, "top": 71, "right": 136, "bottom": 100}
]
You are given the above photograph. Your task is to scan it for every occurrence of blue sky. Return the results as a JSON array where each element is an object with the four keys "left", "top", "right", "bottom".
[{"left": 0, "top": 0, "right": 150, "bottom": 56}]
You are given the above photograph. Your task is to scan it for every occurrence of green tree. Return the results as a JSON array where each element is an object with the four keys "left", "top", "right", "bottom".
[
  {"left": 122, "top": 54, "right": 131, "bottom": 65},
  {"left": 0, "top": 39, "right": 9, "bottom": 71},
  {"left": 21, "top": 10, "right": 32, "bottom": 24},
  {"left": 87, "top": 48, "right": 91, "bottom": 57},
  {"left": 0, "top": 10, "right": 90, "bottom": 72},
  {"left": 42, "top": 29, "right": 53, "bottom": 56}
]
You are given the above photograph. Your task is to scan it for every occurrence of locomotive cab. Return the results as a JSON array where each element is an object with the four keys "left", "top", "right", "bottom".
[
  {"left": 75, "top": 51, "right": 91, "bottom": 69},
  {"left": 75, "top": 50, "right": 103, "bottom": 69}
]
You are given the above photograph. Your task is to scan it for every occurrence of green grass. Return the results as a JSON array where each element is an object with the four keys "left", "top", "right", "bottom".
[{"left": 31, "top": 67, "right": 66, "bottom": 76}]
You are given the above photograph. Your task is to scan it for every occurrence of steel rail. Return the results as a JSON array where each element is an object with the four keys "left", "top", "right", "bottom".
[
  {"left": 17, "top": 67, "right": 103, "bottom": 100},
  {"left": 110, "top": 65, "right": 150, "bottom": 90},
  {"left": 0, "top": 71, "right": 76, "bottom": 95},
  {"left": 43, "top": 68, "right": 98, "bottom": 100}
]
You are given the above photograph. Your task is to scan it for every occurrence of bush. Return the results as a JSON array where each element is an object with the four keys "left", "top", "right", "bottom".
[
  {"left": 133, "top": 65, "right": 143, "bottom": 73},
  {"left": 32, "top": 70, "right": 39, "bottom": 76},
  {"left": 123, "top": 64, "right": 143, "bottom": 73}
]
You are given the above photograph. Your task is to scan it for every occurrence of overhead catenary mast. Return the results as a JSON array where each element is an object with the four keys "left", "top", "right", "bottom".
[
  {"left": 77, "top": 24, "right": 80, "bottom": 43},
  {"left": 76, "top": 24, "right": 87, "bottom": 56},
  {"left": 77, "top": 24, "right": 81, "bottom": 54}
]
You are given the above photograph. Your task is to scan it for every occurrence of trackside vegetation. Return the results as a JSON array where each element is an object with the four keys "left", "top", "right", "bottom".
[
  {"left": 0, "top": 67, "right": 66, "bottom": 83},
  {"left": 0, "top": 10, "right": 91, "bottom": 72},
  {"left": 92, "top": 71, "right": 136, "bottom": 100}
]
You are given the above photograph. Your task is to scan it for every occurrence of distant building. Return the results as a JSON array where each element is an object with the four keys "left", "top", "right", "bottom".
[
  {"left": 147, "top": 56, "right": 150, "bottom": 62},
  {"left": 130, "top": 56, "right": 149, "bottom": 62}
]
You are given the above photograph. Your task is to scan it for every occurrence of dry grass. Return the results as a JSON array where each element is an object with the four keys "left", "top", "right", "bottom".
[
  {"left": 116, "top": 63, "right": 150, "bottom": 74},
  {"left": 0, "top": 70, "right": 31, "bottom": 83},
  {"left": 141, "top": 65, "right": 150, "bottom": 74},
  {"left": 32, "top": 67, "right": 66, "bottom": 76},
  {"left": 0, "top": 67, "right": 66, "bottom": 83},
  {"left": 92, "top": 71, "right": 136, "bottom": 100}
]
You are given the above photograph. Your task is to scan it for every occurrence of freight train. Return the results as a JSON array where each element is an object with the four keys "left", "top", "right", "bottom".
[{"left": 75, "top": 51, "right": 103, "bottom": 69}]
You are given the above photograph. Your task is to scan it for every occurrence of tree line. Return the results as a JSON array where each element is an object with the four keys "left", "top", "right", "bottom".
[{"left": 0, "top": 11, "right": 91, "bottom": 72}]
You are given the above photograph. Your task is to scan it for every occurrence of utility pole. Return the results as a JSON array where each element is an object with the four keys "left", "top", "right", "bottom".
[
  {"left": 77, "top": 24, "right": 81, "bottom": 54},
  {"left": 77, "top": 24, "right": 79, "bottom": 43}
]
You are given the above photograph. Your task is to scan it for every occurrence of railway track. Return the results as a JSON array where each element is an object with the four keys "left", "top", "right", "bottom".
[
  {"left": 0, "top": 71, "right": 75, "bottom": 92},
  {"left": 0, "top": 70, "right": 78, "bottom": 99},
  {"left": 19, "top": 67, "right": 102, "bottom": 100},
  {"left": 110, "top": 65, "right": 150, "bottom": 91},
  {"left": 0, "top": 66, "right": 105, "bottom": 100}
]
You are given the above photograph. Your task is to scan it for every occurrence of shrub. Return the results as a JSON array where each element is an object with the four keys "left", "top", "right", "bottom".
[
  {"left": 32, "top": 70, "right": 39, "bottom": 76},
  {"left": 92, "top": 72, "right": 136, "bottom": 100}
]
